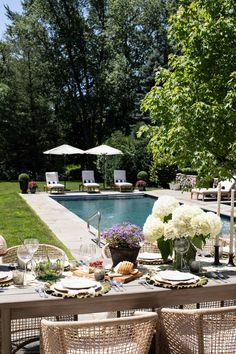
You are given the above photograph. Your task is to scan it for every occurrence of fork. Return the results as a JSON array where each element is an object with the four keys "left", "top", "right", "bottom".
[
  {"left": 35, "top": 287, "right": 44, "bottom": 297},
  {"left": 35, "top": 287, "right": 48, "bottom": 298},
  {"left": 110, "top": 280, "right": 123, "bottom": 292},
  {"left": 113, "top": 280, "right": 125, "bottom": 291},
  {"left": 139, "top": 280, "right": 154, "bottom": 289}
]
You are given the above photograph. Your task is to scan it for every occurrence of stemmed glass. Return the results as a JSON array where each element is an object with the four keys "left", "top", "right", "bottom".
[
  {"left": 24, "top": 238, "right": 39, "bottom": 273},
  {"left": 79, "top": 244, "right": 97, "bottom": 272},
  {"left": 24, "top": 238, "right": 39, "bottom": 256},
  {"left": 174, "top": 238, "right": 189, "bottom": 271},
  {"left": 17, "top": 245, "right": 33, "bottom": 286}
]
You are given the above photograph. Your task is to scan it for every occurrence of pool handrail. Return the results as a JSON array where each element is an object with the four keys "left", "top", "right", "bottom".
[{"left": 86, "top": 211, "right": 101, "bottom": 247}]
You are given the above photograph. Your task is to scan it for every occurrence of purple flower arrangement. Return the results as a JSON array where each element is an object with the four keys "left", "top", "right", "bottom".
[{"left": 102, "top": 222, "right": 144, "bottom": 248}]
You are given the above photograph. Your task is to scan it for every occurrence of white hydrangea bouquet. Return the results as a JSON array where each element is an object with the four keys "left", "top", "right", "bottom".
[{"left": 143, "top": 196, "right": 222, "bottom": 261}]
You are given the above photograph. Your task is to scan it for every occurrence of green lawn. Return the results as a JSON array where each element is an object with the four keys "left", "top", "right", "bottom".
[{"left": 0, "top": 181, "right": 74, "bottom": 258}]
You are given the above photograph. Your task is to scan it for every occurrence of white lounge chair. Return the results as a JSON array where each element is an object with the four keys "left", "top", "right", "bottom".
[
  {"left": 114, "top": 170, "right": 133, "bottom": 192},
  {"left": 191, "top": 178, "right": 235, "bottom": 201},
  {"left": 81, "top": 170, "right": 100, "bottom": 192},
  {"left": 45, "top": 172, "right": 65, "bottom": 193}
]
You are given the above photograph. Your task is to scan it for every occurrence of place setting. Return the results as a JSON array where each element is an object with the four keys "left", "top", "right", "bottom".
[
  {"left": 138, "top": 251, "right": 172, "bottom": 265},
  {"left": 146, "top": 270, "right": 208, "bottom": 289},
  {"left": 46, "top": 277, "right": 111, "bottom": 298},
  {"left": 0, "top": 270, "right": 14, "bottom": 287}
]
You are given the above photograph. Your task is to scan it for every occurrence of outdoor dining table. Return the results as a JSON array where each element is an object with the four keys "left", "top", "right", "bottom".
[{"left": 1, "top": 261, "right": 236, "bottom": 354}]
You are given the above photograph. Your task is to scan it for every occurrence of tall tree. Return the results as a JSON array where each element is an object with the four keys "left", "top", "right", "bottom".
[
  {"left": 140, "top": 0, "right": 236, "bottom": 182},
  {"left": 0, "top": 0, "right": 178, "bottom": 177}
]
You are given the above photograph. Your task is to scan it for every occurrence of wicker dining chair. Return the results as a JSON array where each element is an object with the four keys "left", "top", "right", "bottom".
[
  {"left": 1, "top": 244, "right": 74, "bottom": 353},
  {"left": 2, "top": 243, "right": 68, "bottom": 264},
  {"left": 41, "top": 311, "right": 157, "bottom": 354},
  {"left": 157, "top": 305, "right": 236, "bottom": 354}
]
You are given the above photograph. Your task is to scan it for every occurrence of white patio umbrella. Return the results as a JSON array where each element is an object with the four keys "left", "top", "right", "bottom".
[
  {"left": 85, "top": 144, "right": 123, "bottom": 188},
  {"left": 43, "top": 144, "right": 85, "bottom": 187}
]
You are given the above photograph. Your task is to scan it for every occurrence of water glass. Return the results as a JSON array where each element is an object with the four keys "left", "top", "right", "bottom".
[
  {"left": 17, "top": 245, "right": 32, "bottom": 286},
  {"left": 174, "top": 238, "right": 190, "bottom": 271},
  {"left": 79, "top": 244, "right": 97, "bottom": 271},
  {"left": 12, "top": 269, "right": 24, "bottom": 285}
]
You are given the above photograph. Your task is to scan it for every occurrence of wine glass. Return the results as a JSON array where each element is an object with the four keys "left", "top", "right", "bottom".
[
  {"left": 79, "top": 244, "right": 96, "bottom": 272},
  {"left": 17, "top": 245, "right": 32, "bottom": 286},
  {"left": 174, "top": 238, "right": 189, "bottom": 271},
  {"left": 24, "top": 238, "right": 39, "bottom": 256}
]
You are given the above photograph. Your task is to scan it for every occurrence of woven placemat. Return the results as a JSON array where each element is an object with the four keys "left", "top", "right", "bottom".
[
  {"left": 146, "top": 273, "right": 208, "bottom": 289},
  {"left": 45, "top": 281, "right": 111, "bottom": 298},
  {"left": 0, "top": 279, "right": 13, "bottom": 287}
]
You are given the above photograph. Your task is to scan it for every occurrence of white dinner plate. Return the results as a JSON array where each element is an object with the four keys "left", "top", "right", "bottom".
[
  {"left": 154, "top": 272, "right": 199, "bottom": 284},
  {"left": 54, "top": 281, "right": 100, "bottom": 293},
  {"left": 138, "top": 252, "right": 161, "bottom": 260},
  {"left": 158, "top": 270, "right": 195, "bottom": 282},
  {"left": 0, "top": 272, "right": 12, "bottom": 283},
  {"left": 61, "top": 278, "right": 99, "bottom": 290},
  {"left": 0, "top": 271, "right": 10, "bottom": 281}
]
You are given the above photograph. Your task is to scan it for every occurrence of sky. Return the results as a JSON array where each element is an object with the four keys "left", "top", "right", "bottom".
[{"left": 0, "top": 0, "right": 22, "bottom": 38}]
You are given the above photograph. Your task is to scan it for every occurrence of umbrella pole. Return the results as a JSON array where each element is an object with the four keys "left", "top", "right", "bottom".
[
  {"left": 63, "top": 154, "right": 67, "bottom": 189},
  {"left": 104, "top": 155, "right": 107, "bottom": 189}
]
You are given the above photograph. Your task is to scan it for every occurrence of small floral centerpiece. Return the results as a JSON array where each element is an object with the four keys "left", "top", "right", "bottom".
[
  {"left": 33, "top": 257, "right": 64, "bottom": 280},
  {"left": 143, "top": 196, "right": 222, "bottom": 264},
  {"left": 102, "top": 222, "right": 144, "bottom": 266}
]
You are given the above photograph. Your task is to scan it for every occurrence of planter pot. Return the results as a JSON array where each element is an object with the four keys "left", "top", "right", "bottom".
[
  {"left": 30, "top": 187, "right": 36, "bottom": 194},
  {"left": 19, "top": 180, "right": 29, "bottom": 194},
  {"left": 109, "top": 246, "right": 141, "bottom": 267},
  {"left": 138, "top": 186, "right": 146, "bottom": 191}
]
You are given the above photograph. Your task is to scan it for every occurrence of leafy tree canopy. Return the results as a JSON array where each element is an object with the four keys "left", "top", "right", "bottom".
[{"left": 140, "top": 0, "right": 236, "bottom": 183}]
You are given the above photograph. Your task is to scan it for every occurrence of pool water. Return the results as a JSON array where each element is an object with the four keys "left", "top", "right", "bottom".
[{"left": 57, "top": 196, "right": 231, "bottom": 235}]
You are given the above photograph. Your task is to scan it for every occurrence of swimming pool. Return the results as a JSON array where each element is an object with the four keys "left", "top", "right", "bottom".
[{"left": 54, "top": 195, "right": 231, "bottom": 235}]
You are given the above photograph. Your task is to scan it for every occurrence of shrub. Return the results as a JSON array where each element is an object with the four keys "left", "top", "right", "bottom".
[
  {"left": 137, "top": 171, "right": 148, "bottom": 181},
  {"left": 64, "top": 164, "right": 81, "bottom": 180},
  {"left": 18, "top": 173, "right": 30, "bottom": 181}
]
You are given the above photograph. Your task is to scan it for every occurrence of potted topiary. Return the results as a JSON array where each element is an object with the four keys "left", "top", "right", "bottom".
[
  {"left": 136, "top": 171, "right": 148, "bottom": 191},
  {"left": 18, "top": 173, "right": 30, "bottom": 193},
  {"left": 137, "top": 171, "right": 148, "bottom": 181}
]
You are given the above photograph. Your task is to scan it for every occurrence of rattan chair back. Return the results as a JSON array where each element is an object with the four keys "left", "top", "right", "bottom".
[
  {"left": 2, "top": 243, "right": 67, "bottom": 264},
  {"left": 158, "top": 305, "right": 236, "bottom": 354},
  {"left": 41, "top": 311, "right": 157, "bottom": 354}
]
